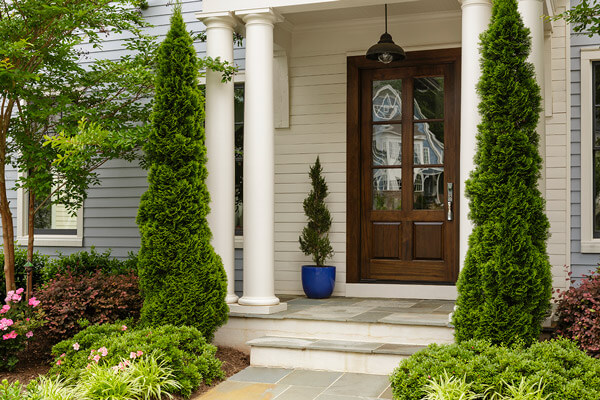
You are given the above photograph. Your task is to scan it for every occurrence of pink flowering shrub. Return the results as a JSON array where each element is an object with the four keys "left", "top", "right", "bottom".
[
  {"left": 0, "top": 289, "right": 45, "bottom": 370},
  {"left": 36, "top": 271, "right": 141, "bottom": 343},
  {"left": 555, "top": 267, "right": 600, "bottom": 357}
]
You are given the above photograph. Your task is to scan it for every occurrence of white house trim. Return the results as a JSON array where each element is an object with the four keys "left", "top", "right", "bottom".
[
  {"left": 200, "top": 11, "right": 239, "bottom": 304},
  {"left": 578, "top": 48, "right": 600, "bottom": 253},
  {"left": 458, "top": 0, "right": 492, "bottom": 270}
]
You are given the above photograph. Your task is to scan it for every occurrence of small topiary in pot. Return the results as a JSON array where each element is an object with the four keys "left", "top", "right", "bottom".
[{"left": 299, "top": 156, "right": 335, "bottom": 299}]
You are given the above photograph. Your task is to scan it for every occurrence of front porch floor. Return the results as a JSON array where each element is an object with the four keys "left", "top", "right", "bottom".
[{"left": 230, "top": 295, "right": 455, "bottom": 327}]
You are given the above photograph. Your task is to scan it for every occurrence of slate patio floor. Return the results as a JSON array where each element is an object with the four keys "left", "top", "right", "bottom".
[
  {"left": 196, "top": 367, "right": 394, "bottom": 400},
  {"left": 230, "top": 295, "right": 455, "bottom": 326}
]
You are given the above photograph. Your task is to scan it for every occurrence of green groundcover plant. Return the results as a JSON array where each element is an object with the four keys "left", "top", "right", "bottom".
[
  {"left": 50, "top": 322, "right": 223, "bottom": 398},
  {"left": 390, "top": 339, "right": 600, "bottom": 400}
]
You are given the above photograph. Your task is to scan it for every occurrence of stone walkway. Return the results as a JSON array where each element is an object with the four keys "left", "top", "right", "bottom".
[{"left": 196, "top": 367, "right": 393, "bottom": 400}]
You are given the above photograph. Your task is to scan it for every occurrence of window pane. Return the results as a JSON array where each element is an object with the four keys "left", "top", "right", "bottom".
[
  {"left": 235, "top": 85, "right": 244, "bottom": 236},
  {"left": 32, "top": 197, "right": 77, "bottom": 235},
  {"left": 595, "top": 63, "right": 600, "bottom": 106},
  {"left": 373, "top": 80, "right": 402, "bottom": 122},
  {"left": 595, "top": 151, "right": 600, "bottom": 237},
  {"left": 373, "top": 124, "right": 402, "bottom": 166},
  {"left": 414, "top": 77, "right": 444, "bottom": 120},
  {"left": 373, "top": 168, "right": 402, "bottom": 210},
  {"left": 413, "top": 168, "right": 444, "bottom": 210},
  {"left": 414, "top": 121, "right": 444, "bottom": 165}
]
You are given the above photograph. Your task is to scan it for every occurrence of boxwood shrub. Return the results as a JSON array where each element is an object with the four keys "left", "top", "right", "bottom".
[
  {"left": 50, "top": 322, "right": 224, "bottom": 398},
  {"left": 390, "top": 339, "right": 600, "bottom": 400}
]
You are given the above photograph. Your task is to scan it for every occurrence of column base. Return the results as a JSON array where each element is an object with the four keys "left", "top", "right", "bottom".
[
  {"left": 237, "top": 295, "right": 281, "bottom": 306},
  {"left": 225, "top": 294, "right": 239, "bottom": 304},
  {"left": 228, "top": 302, "right": 287, "bottom": 315}
]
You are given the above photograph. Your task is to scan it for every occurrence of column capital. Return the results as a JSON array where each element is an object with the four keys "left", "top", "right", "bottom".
[
  {"left": 457, "top": 0, "right": 492, "bottom": 8},
  {"left": 196, "top": 11, "right": 238, "bottom": 30},
  {"left": 236, "top": 8, "right": 284, "bottom": 26}
]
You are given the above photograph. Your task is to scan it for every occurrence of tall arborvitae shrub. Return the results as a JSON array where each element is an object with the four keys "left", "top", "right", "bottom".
[
  {"left": 136, "top": 6, "right": 228, "bottom": 341},
  {"left": 452, "top": 0, "right": 552, "bottom": 346},
  {"left": 299, "top": 157, "right": 333, "bottom": 267}
]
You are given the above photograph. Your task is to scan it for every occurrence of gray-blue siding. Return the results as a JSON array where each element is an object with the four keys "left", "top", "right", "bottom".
[
  {"left": 1, "top": 0, "right": 244, "bottom": 291},
  {"left": 570, "top": 0, "right": 600, "bottom": 280}
]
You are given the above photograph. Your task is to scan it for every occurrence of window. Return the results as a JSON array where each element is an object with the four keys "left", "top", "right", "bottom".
[
  {"left": 16, "top": 180, "right": 83, "bottom": 247},
  {"left": 579, "top": 50, "right": 600, "bottom": 252},
  {"left": 234, "top": 85, "right": 244, "bottom": 236}
]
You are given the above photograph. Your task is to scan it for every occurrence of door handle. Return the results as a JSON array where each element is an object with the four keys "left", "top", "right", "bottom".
[{"left": 447, "top": 183, "right": 453, "bottom": 221}]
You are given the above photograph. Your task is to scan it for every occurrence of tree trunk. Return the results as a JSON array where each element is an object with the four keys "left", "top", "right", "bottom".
[
  {"left": 0, "top": 100, "right": 15, "bottom": 294},
  {"left": 27, "top": 188, "right": 34, "bottom": 262},
  {"left": 0, "top": 162, "right": 15, "bottom": 294}
]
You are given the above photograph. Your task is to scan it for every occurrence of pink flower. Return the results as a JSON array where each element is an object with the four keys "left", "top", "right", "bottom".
[
  {"left": 28, "top": 297, "right": 40, "bottom": 307},
  {"left": 56, "top": 359, "right": 62, "bottom": 366},
  {"left": 121, "top": 325, "right": 127, "bottom": 331},
  {"left": 60, "top": 353, "right": 66, "bottom": 358},
  {"left": 93, "top": 354, "right": 101, "bottom": 362},
  {"left": 25, "top": 318, "right": 29, "bottom": 322},
  {"left": 73, "top": 343, "right": 80, "bottom": 351},
  {"left": 136, "top": 350, "right": 143, "bottom": 357},
  {"left": 26, "top": 331, "right": 33, "bottom": 338},
  {"left": 2, "top": 331, "right": 17, "bottom": 340},
  {"left": 15, "top": 288, "right": 24, "bottom": 295},
  {"left": 98, "top": 347, "right": 108, "bottom": 357},
  {"left": 10, "top": 294, "right": 21, "bottom": 302},
  {"left": 129, "top": 352, "right": 137, "bottom": 359},
  {"left": 0, "top": 305, "right": 10, "bottom": 314},
  {"left": 0, "top": 318, "right": 14, "bottom": 331}
]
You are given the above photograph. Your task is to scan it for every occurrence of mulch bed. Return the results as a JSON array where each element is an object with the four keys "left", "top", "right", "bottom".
[{"left": 0, "top": 343, "right": 250, "bottom": 398}]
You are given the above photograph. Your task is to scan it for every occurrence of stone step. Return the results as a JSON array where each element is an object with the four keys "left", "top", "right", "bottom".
[{"left": 248, "top": 336, "right": 427, "bottom": 375}]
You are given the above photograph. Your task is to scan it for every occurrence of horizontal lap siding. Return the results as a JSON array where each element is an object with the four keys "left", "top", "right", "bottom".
[
  {"left": 275, "top": 53, "right": 348, "bottom": 296},
  {"left": 545, "top": 8, "right": 571, "bottom": 293},
  {"left": 570, "top": 0, "right": 600, "bottom": 281}
]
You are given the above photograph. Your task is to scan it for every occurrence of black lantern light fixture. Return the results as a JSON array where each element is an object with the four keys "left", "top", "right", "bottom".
[{"left": 366, "top": 4, "right": 405, "bottom": 64}]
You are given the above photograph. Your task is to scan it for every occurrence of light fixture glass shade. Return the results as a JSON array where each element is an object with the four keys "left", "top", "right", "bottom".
[{"left": 366, "top": 32, "right": 406, "bottom": 64}]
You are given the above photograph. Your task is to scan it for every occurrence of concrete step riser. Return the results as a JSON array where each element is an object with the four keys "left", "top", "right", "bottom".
[
  {"left": 214, "top": 317, "right": 455, "bottom": 352},
  {"left": 251, "top": 346, "right": 409, "bottom": 375}
]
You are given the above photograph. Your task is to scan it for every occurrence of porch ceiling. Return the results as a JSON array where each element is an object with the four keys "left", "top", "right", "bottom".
[
  {"left": 202, "top": 0, "right": 460, "bottom": 17},
  {"left": 283, "top": 0, "right": 460, "bottom": 26}
]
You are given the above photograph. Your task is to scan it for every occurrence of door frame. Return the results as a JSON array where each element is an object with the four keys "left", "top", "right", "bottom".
[{"left": 346, "top": 48, "right": 461, "bottom": 284}]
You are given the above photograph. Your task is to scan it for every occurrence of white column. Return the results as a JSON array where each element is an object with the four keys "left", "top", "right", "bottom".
[
  {"left": 458, "top": 0, "right": 492, "bottom": 269},
  {"left": 199, "top": 12, "right": 238, "bottom": 304},
  {"left": 518, "top": 0, "right": 546, "bottom": 187},
  {"left": 236, "top": 9, "right": 284, "bottom": 309}
]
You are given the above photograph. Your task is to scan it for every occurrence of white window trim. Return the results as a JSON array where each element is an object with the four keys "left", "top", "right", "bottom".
[
  {"left": 16, "top": 180, "right": 83, "bottom": 248},
  {"left": 579, "top": 48, "right": 600, "bottom": 252}
]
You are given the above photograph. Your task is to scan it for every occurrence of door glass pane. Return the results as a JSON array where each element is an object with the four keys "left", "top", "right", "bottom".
[
  {"left": 373, "top": 80, "right": 402, "bottom": 122},
  {"left": 414, "top": 122, "right": 444, "bottom": 165},
  {"left": 373, "top": 168, "right": 402, "bottom": 210},
  {"left": 414, "top": 77, "right": 444, "bottom": 120},
  {"left": 413, "top": 168, "right": 444, "bottom": 210},
  {"left": 373, "top": 124, "right": 402, "bottom": 166}
]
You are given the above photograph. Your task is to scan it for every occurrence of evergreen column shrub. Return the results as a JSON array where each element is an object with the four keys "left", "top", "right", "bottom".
[
  {"left": 136, "top": 6, "right": 228, "bottom": 340},
  {"left": 452, "top": 0, "right": 552, "bottom": 346}
]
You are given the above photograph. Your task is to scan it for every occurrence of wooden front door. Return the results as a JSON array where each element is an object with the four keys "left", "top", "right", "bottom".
[{"left": 347, "top": 49, "right": 460, "bottom": 284}]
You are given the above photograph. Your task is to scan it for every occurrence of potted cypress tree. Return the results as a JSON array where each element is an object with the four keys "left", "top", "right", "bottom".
[{"left": 299, "top": 156, "right": 335, "bottom": 298}]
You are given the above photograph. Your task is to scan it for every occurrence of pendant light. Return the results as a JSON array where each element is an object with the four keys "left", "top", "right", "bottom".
[{"left": 366, "top": 4, "right": 405, "bottom": 64}]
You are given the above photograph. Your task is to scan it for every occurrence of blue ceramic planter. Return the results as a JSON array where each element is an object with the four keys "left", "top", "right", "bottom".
[{"left": 301, "top": 265, "right": 336, "bottom": 299}]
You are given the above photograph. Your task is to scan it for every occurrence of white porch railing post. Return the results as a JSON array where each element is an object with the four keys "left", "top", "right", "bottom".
[
  {"left": 199, "top": 12, "right": 238, "bottom": 304},
  {"left": 458, "top": 0, "right": 492, "bottom": 270},
  {"left": 237, "top": 9, "right": 283, "bottom": 307}
]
